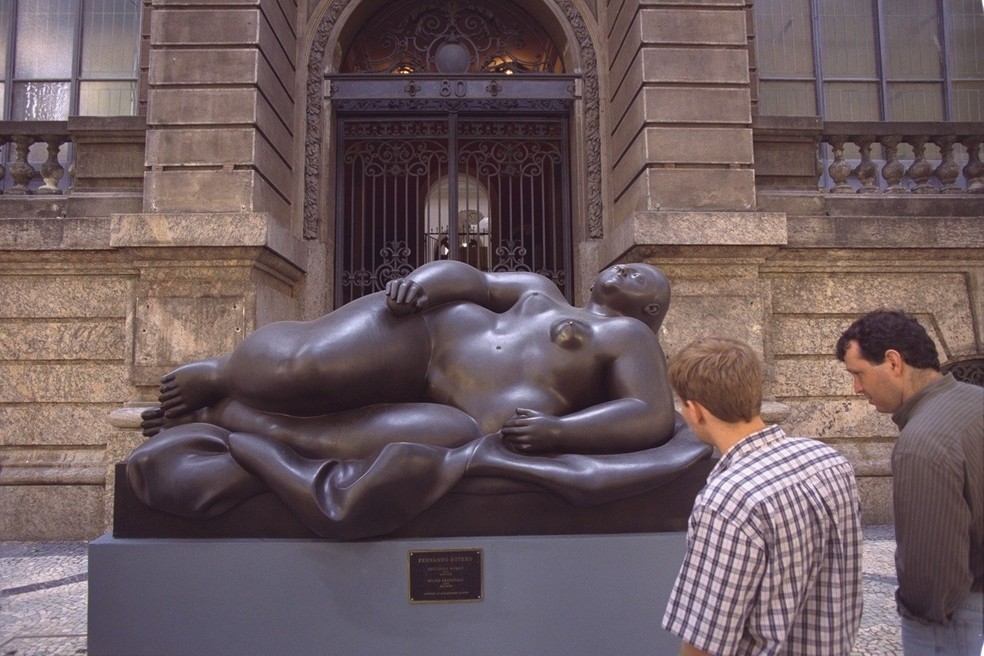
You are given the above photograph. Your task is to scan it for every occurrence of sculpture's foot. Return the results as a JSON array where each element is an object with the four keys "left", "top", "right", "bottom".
[
  {"left": 158, "top": 358, "right": 227, "bottom": 418},
  {"left": 140, "top": 406, "right": 167, "bottom": 437},
  {"left": 140, "top": 404, "right": 217, "bottom": 437}
]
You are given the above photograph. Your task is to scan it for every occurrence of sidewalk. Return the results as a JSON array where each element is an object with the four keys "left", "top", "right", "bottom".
[{"left": 1, "top": 527, "right": 901, "bottom": 655}]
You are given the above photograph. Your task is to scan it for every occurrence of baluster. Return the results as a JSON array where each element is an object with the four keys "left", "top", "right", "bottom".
[
  {"left": 962, "top": 136, "right": 983, "bottom": 193},
  {"left": 7, "top": 134, "right": 37, "bottom": 195},
  {"left": 906, "top": 136, "right": 934, "bottom": 193},
  {"left": 0, "top": 136, "right": 7, "bottom": 194},
  {"left": 879, "top": 135, "right": 906, "bottom": 193},
  {"left": 826, "top": 136, "right": 854, "bottom": 193},
  {"left": 932, "top": 135, "right": 962, "bottom": 193},
  {"left": 852, "top": 136, "right": 879, "bottom": 193},
  {"left": 37, "top": 135, "right": 66, "bottom": 195}
]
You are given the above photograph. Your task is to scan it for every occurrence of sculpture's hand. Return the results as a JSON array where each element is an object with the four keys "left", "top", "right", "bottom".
[
  {"left": 385, "top": 278, "right": 428, "bottom": 316},
  {"left": 500, "top": 408, "right": 562, "bottom": 453}
]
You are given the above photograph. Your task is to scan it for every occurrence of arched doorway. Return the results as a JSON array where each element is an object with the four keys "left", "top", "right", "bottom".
[{"left": 327, "top": 0, "right": 576, "bottom": 304}]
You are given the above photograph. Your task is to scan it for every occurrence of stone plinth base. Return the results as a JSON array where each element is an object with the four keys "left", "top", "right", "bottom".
[{"left": 88, "top": 533, "right": 688, "bottom": 655}]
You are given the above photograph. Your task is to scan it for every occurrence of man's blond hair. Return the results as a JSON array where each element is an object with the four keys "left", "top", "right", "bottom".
[{"left": 667, "top": 337, "right": 763, "bottom": 423}]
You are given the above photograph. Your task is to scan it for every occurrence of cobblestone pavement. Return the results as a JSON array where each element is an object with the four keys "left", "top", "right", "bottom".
[{"left": 1, "top": 527, "right": 901, "bottom": 655}]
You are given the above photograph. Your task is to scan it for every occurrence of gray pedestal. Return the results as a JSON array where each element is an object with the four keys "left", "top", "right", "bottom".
[{"left": 88, "top": 532, "right": 687, "bottom": 655}]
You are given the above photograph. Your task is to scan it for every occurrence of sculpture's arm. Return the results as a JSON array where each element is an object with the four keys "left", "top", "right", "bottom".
[
  {"left": 501, "top": 323, "right": 677, "bottom": 454},
  {"left": 386, "top": 260, "right": 563, "bottom": 315}
]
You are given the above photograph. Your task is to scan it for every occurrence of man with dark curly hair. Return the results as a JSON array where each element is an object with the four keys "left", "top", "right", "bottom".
[{"left": 837, "top": 310, "right": 984, "bottom": 656}]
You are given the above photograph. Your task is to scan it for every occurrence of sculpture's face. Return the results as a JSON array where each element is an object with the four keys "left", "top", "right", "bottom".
[{"left": 591, "top": 264, "right": 668, "bottom": 323}]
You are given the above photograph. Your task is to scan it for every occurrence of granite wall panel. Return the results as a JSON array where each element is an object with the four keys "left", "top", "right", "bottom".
[
  {"left": 0, "top": 486, "right": 105, "bottom": 541},
  {"left": 0, "top": 405, "right": 119, "bottom": 447}
]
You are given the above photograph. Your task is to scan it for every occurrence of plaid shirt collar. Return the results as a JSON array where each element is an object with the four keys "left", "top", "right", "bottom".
[{"left": 707, "top": 424, "right": 785, "bottom": 482}]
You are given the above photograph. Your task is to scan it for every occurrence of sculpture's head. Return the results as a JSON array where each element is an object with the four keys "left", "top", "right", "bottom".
[{"left": 589, "top": 263, "right": 670, "bottom": 333}]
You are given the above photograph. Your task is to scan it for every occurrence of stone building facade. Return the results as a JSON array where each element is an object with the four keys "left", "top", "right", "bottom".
[{"left": 0, "top": 0, "right": 981, "bottom": 540}]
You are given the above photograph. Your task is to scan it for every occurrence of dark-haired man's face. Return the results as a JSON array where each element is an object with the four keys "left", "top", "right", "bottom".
[{"left": 841, "top": 341, "right": 903, "bottom": 414}]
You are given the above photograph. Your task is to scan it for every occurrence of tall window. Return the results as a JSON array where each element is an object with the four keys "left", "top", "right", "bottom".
[
  {"left": 0, "top": 0, "right": 141, "bottom": 120},
  {"left": 754, "top": 0, "right": 984, "bottom": 121}
]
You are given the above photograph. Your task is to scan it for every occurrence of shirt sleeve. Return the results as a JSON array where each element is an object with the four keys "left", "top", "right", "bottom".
[
  {"left": 662, "top": 505, "right": 765, "bottom": 654},
  {"left": 892, "top": 450, "right": 972, "bottom": 624}
]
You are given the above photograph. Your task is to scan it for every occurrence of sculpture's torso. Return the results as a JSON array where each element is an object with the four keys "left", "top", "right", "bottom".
[{"left": 424, "top": 291, "right": 617, "bottom": 435}]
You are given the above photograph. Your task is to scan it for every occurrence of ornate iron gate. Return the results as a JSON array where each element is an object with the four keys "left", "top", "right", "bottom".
[{"left": 335, "top": 112, "right": 571, "bottom": 304}]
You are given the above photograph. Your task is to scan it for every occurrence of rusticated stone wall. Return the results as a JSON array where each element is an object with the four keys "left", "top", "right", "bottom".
[
  {"left": 0, "top": 211, "right": 308, "bottom": 540},
  {"left": 0, "top": 229, "right": 132, "bottom": 539}
]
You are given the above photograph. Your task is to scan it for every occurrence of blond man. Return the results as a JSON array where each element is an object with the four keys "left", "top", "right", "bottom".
[{"left": 662, "top": 337, "right": 863, "bottom": 655}]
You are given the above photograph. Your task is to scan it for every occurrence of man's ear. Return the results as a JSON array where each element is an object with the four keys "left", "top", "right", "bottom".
[
  {"left": 682, "top": 399, "right": 707, "bottom": 424},
  {"left": 884, "top": 349, "right": 905, "bottom": 375}
]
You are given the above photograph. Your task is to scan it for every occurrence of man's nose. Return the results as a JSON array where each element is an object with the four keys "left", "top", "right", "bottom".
[{"left": 853, "top": 380, "right": 863, "bottom": 395}]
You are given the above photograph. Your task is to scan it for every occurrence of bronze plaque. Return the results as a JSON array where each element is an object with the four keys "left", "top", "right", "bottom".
[{"left": 408, "top": 549, "right": 483, "bottom": 603}]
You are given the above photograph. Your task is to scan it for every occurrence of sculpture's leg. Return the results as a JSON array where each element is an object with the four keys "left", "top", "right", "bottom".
[
  {"left": 154, "top": 295, "right": 433, "bottom": 419},
  {"left": 126, "top": 423, "right": 267, "bottom": 518},
  {"left": 148, "top": 400, "right": 482, "bottom": 460},
  {"left": 465, "top": 417, "right": 712, "bottom": 506},
  {"left": 228, "top": 432, "right": 478, "bottom": 540},
  {"left": 219, "top": 295, "right": 432, "bottom": 416}
]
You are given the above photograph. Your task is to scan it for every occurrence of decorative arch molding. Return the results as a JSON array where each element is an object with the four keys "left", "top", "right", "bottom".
[{"left": 303, "top": 0, "right": 602, "bottom": 241}]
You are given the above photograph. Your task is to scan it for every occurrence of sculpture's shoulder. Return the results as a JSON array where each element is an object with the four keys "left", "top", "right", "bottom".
[{"left": 595, "top": 313, "right": 661, "bottom": 350}]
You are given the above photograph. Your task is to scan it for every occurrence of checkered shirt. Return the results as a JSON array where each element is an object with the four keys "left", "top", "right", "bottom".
[{"left": 662, "top": 425, "right": 863, "bottom": 655}]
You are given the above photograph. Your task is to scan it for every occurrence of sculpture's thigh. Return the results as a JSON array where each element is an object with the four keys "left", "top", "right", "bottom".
[{"left": 226, "top": 296, "right": 432, "bottom": 415}]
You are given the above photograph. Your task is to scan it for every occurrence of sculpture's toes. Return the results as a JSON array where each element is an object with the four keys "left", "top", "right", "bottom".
[
  {"left": 156, "top": 360, "right": 224, "bottom": 418},
  {"left": 140, "top": 407, "right": 166, "bottom": 437}
]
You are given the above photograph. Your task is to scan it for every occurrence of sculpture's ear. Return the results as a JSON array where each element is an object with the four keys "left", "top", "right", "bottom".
[{"left": 644, "top": 303, "right": 660, "bottom": 316}]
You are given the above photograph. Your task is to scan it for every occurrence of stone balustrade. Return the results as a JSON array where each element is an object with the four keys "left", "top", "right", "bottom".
[
  {"left": 0, "top": 117, "right": 146, "bottom": 198},
  {"left": 753, "top": 117, "right": 984, "bottom": 194},
  {"left": 0, "top": 121, "right": 72, "bottom": 194},
  {"left": 821, "top": 123, "right": 983, "bottom": 194}
]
